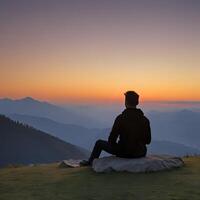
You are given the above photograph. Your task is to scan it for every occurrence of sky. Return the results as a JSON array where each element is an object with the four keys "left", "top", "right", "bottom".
[{"left": 0, "top": 0, "right": 200, "bottom": 103}]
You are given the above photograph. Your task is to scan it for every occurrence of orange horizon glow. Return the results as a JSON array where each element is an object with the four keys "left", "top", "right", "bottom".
[
  {"left": 1, "top": 90, "right": 200, "bottom": 104},
  {"left": 0, "top": 1, "right": 200, "bottom": 103}
]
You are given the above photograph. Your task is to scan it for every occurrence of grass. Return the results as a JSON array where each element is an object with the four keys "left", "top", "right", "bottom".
[{"left": 0, "top": 157, "right": 200, "bottom": 200}]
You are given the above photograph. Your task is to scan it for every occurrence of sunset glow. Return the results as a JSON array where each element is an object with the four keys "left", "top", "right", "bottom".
[{"left": 0, "top": 1, "right": 200, "bottom": 103}]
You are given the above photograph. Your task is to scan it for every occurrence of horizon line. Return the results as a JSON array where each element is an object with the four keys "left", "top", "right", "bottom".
[{"left": 1, "top": 96, "right": 200, "bottom": 105}]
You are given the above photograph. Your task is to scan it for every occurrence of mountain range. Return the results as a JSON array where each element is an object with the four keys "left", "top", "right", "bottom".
[
  {"left": 0, "top": 115, "right": 89, "bottom": 167},
  {"left": 1, "top": 97, "right": 200, "bottom": 158},
  {"left": 8, "top": 113, "right": 100, "bottom": 150},
  {"left": 147, "top": 110, "right": 200, "bottom": 149},
  {"left": 7, "top": 113, "right": 200, "bottom": 157},
  {"left": 0, "top": 97, "right": 105, "bottom": 128}
]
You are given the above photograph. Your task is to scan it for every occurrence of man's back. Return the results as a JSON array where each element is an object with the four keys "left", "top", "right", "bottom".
[
  {"left": 108, "top": 108, "right": 151, "bottom": 157},
  {"left": 80, "top": 91, "right": 151, "bottom": 166}
]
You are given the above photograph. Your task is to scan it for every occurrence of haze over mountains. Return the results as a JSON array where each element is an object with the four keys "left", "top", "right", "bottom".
[
  {"left": 1, "top": 97, "right": 200, "bottom": 160},
  {"left": 8, "top": 113, "right": 100, "bottom": 150},
  {"left": 147, "top": 110, "right": 200, "bottom": 149},
  {"left": 0, "top": 97, "right": 106, "bottom": 128},
  {"left": 63, "top": 101, "right": 200, "bottom": 127},
  {"left": 7, "top": 113, "right": 200, "bottom": 157}
]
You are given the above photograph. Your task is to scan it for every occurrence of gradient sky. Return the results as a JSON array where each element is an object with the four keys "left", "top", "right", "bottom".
[{"left": 0, "top": 0, "right": 200, "bottom": 103}]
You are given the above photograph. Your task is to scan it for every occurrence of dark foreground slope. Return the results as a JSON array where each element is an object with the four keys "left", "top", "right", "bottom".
[
  {"left": 0, "top": 115, "right": 89, "bottom": 167},
  {"left": 0, "top": 157, "right": 199, "bottom": 200}
]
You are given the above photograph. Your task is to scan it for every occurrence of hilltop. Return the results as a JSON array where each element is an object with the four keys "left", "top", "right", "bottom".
[{"left": 0, "top": 156, "right": 199, "bottom": 200}]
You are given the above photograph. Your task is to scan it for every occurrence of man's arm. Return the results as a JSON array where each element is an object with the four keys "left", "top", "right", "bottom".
[
  {"left": 143, "top": 117, "right": 151, "bottom": 144},
  {"left": 108, "top": 115, "right": 121, "bottom": 145}
]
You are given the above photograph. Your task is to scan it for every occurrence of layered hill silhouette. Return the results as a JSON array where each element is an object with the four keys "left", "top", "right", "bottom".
[
  {"left": 1, "top": 97, "right": 200, "bottom": 157},
  {"left": 0, "top": 97, "right": 105, "bottom": 128},
  {"left": 148, "top": 110, "right": 200, "bottom": 148},
  {"left": 7, "top": 114, "right": 200, "bottom": 156},
  {"left": 149, "top": 140, "right": 200, "bottom": 156},
  {"left": 0, "top": 115, "right": 89, "bottom": 167},
  {"left": 8, "top": 113, "right": 100, "bottom": 150}
]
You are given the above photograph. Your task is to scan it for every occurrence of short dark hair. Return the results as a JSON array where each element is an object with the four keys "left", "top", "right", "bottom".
[{"left": 124, "top": 91, "right": 139, "bottom": 106}]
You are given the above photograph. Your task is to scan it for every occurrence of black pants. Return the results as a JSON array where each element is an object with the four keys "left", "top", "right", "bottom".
[
  {"left": 88, "top": 139, "right": 119, "bottom": 164},
  {"left": 88, "top": 139, "right": 146, "bottom": 164}
]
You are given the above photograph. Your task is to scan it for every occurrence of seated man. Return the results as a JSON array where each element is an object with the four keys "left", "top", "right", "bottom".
[{"left": 80, "top": 91, "right": 151, "bottom": 166}]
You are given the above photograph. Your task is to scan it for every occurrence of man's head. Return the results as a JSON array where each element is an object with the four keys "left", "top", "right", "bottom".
[{"left": 124, "top": 91, "right": 139, "bottom": 108}]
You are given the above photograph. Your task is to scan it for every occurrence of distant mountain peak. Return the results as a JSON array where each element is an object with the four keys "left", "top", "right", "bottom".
[
  {"left": 20, "top": 97, "right": 36, "bottom": 101},
  {"left": 16, "top": 97, "right": 43, "bottom": 104},
  {"left": 0, "top": 97, "right": 39, "bottom": 103}
]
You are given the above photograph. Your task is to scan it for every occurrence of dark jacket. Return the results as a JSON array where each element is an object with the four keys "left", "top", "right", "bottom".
[{"left": 108, "top": 108, "right": 151, "bottom": 157}]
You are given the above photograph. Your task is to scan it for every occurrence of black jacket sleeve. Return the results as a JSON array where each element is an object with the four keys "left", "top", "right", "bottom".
[
  {"left": 143, "top": 116, "right": 151, "bottom": 145},
  {"left": 108, "top": 115, "right": 121, "bottom": 145}
]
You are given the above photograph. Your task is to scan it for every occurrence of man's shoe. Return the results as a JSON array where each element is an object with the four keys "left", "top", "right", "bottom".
[{"left": 80, "top": 160, "right": 91, "bottom": 166}]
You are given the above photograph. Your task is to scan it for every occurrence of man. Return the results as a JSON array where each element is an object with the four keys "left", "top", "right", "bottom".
[{"left": 80, "top": 91, "right": 151, "bottom": 166}]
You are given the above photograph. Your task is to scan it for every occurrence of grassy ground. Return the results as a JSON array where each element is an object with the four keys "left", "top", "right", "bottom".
[{"left": 0, "top": 157, "right": 200, "bottom": 200}]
